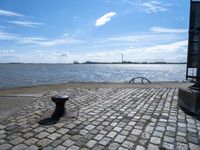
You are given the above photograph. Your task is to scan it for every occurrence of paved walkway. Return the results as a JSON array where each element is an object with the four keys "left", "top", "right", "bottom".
[{"left": 0, "top": 88, "right": 200, "bottom": 150}]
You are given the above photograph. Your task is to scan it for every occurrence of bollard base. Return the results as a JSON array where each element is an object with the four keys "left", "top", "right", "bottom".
[
  {"left": 39, "top": 117, "right": 60, "bottom": 125},
  {"left": 178, "top": 88, "right": 200, "bottom": 120}
]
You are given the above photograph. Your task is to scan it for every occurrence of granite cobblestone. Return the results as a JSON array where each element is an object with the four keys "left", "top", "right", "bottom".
[{"left": 0, "top": 88, "right": 200, "bottom": 149}]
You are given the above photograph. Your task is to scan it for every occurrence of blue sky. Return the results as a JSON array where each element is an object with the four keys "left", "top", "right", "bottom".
[{"left": 0, "top": 0, "right": 189, "bottom": 63}]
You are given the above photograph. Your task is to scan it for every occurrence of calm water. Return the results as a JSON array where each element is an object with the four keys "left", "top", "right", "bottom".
[{"left": 0, "top": 64, "right": 186, "bottom": 89}]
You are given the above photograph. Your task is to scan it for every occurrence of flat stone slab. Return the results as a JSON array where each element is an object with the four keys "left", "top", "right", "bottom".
[
  {"left": 0, "top": 96, "right": 37, "bottom": 121},
  {"left": 0, "top": 88, "right": 200, "bottom": 150},
  {"left": 8, "top": 93, "right": 45, "bottom": 97}
]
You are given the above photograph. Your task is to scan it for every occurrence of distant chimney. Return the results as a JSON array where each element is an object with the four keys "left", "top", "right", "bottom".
[{"left": 122, "top": 53, "right": 123, "bottom": 63}]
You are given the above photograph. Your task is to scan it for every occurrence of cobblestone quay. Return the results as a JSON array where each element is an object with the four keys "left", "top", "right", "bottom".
[{"left": 0, "top": 88, "right": 200, "bottom": 150}]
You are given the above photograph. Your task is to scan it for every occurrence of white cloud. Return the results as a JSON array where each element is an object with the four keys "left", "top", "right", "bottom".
[
  {"left": 145, "top": 40, "right": 188, "bottom": 53},
  {"left": 0, "top": 49, "right": 16, "bottom": 58},
  {"left": 83, "top": 40, "right": 187, "bottom": 62},
  {"left": 93, "top": 33, "right": 184, "bottom": 48},
  {"left": 9, "top": 20, "right": 43, "bottom": 27},
  {"left": 18, "top": 37, "right": 81, "bottom": 46},
  {"left": 0, "top": 30, "right": 82, "bottom": 46},
  {"left": 150, "top": 26, "right": 188, "bottom": 33},
  {"left": 140, "top": 1, "right": 169, "bottom": 13},
  {"left": 0, "top": 49, "right": 15, "bottom": 54},
  {"left": 95, "top": 12, "right": 116, "bottom": 26},
  {"left": 0, "top": 30, "right": 18, "bottom": 40},
  {"left": 121, "top": 0, "right": 170, "bottom": 14},
  {"left": 0, "top": 9, "right": 24, "bottom": 17}
]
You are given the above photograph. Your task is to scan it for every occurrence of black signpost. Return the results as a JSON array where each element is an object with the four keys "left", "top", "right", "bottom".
[{"left": 178, "top": 0, "right": 200, "bottom": 120}]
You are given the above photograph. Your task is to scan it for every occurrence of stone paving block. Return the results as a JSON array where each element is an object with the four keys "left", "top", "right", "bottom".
[
  {"left": 48, "top": 133, "right": 62, "bottom": 140},
  {"left": 108, "top": 142, "right": 119, "bottom": 150},
  {"left": 124, "top": 125, "right": 132, "bottom": 131},
  {"left": 57, "top": 128, "right": 69, "bottom": 135},
  {"left": 162, "top": 142, "right": 174, "bottom": 150},
  {"left": 33, "top": 127, "right": 45, "bottom": 133},
  {"left": 176, "top": 142, "right": 188, "bottom": 150},
  {"left": 10, "top": 137, "right": 25, "bottom": 145},
  {"left": 177, "top": 131, "right": 186, "bottom": 136},
  {"left": 135, "top": 145, "right": 145, "bottom": 150},
  {"left": 94, "top": 134, "right": 104, "bottom": 141},
  {"left": 54, "top": 145, "right": 67, "bottom": 150},
  {"left": 114, "top": 134, "right": 126, "bottom": 143},
  {"left": 90, "top": 129, "right": 99, "bottom": 135},
  {"left": 145, "top": 126, "right": 154, "bottom": 133},
  {"left": 51, "top": 139, "right": 64, "bottom": 147},
  {"left": 79, "top": 129, "right": 88, "bottom": 135},
  {"left": 70, "top": 135, "right": 82, "bottom": 141},
  {"left": 54, "top": 123, "right": 65, "bottom": 128},
  {"left": 85, "top": 125, "right": 95, "bottom": 131},
  {"left": 36, "top": 132, "right": 50, "bottom": 139},
  {"left": 42, "top": 146, "right": 54, "bottom": 150},
  {"left": 0, "top": 143, "right": 12, "bottom": 150},
  {"left": 189, "top": 143, "right": 200, "bottom": 150},
  {"left": 0, "top": 134, "right": 6, "bottom": 139},
  {"left": 86, "top": 140, "right": 97, "bottom": 148},
  {"left": 165, "top": 131, "right": 175, "bottom": 137},
  {"left": 166, "top": 126, "right": 176, "bottom": 132},
  {"left": 131, "top": 129, "right": 142, "bottom": 135},
  {"left": 113, "top": 127, "right": 122, "bottom": 132},
  {"left": 178, "top": 122, "right": 186, "bottom": 128},
  {"left": 61, "top": 134, "right": 70, "bottom": 141},
  {"left": 153, "top": 131, "right": 163, "bottom": 138},
  {"left": 150, "top": 137, "right": 161, "bottom": 144},
  {"left": 120, "top": 130, "right": 129, "bottom": 136},
  {"left": 99, "top": 130, "right": 107, "bottom": 135},
  {"left": 128, "top": 121, "right": 136, "bottom": 126},
  {"left": 46, "top": 127, "right": 56, "bottom": 133},
  {"left": 176, "top": 136, "right": 187, "bottom": 143},
  {"left": 107, "top": 131, "right": 117, "bottom": 138},
  {"left": 155, "top": 126, "right": 165, "bottom": 132},
  {"left": 110, "top": 122, "right": 118, "bottom": 126},
  {"left": 26, "top": 145, "right": 39, "bottom": 150},
  {"left": 24, "top": 138, "right": 38, "bottom": 145},
  {"left": 147, "top": 144, "right": 159, "bottom": 150},
  {"left": 122, "top": 140, "right": 134, "bottom": 149},
  {"left": 93, "top": 144, "right": 104, "bottom": 150},
  {"left": 141, "top": 132, "right": 150, "bottom": 139},
  {"left": 127, "top": 134, "right": 138, "bottom": 142},
  {"left": 37, "top": 138, "right": 52, "bottom": 147},
  {"left": 0, "top": 125, "right": 6, "bottom": 129},
  {"left": 12, "top": 144, "right": 27, "bottom": 150},
  {"left": 118, "top": 146, "right": 128, "bottom": 150},
  {"left": 0, "top": 130, "right": 6, "bottom": 134},
  {"left": 139, "top": 139, "right": 147, "bottom": 146},
  {"left": 66, "top": 123, "right": 76, "bottom": 129},
  {"left": 99, "top": 137, "right": 111, "bottom": 146},
  {"left": 0, "top": 139, "right": 6, "bottom": 144},
  {"left": 23, "top": 132, "right": 34, "bottom": 139},
  {"left": 63, "top": 139, "right": 75, "bottom": 147}
]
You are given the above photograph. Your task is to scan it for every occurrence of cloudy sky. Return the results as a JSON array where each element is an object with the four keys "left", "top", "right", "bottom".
[{"left": 0, "top": 0, "right": 189, "bottom": 63}]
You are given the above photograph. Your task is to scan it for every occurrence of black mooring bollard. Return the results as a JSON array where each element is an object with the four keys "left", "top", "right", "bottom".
[
  {"left": 51, "top": 95, "right": 69, "bottom": 118},
  {"left": 39, "top": 95, "right": 69, "bottom": 125}
]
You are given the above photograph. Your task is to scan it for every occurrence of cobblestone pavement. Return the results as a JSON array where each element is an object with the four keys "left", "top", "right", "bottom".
[{"left": 0, "top": 88, "right": 200, "bottom": 150}]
